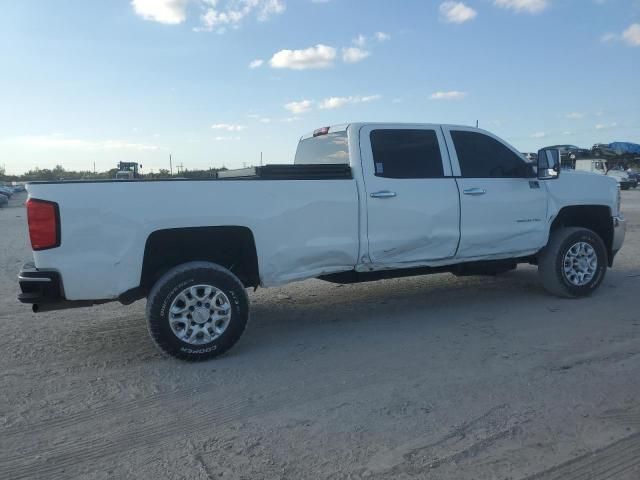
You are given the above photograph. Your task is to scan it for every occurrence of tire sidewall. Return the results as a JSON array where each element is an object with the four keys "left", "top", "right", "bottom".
[
  {"left": 148, "top": 266, "right": 248, "bottom": 359},
  {"left": 554, "top": 230, "right": 606, "bottom": 296}
]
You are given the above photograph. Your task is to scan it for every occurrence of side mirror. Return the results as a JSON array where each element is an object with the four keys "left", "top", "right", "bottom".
[{"left": 537, "top": 148, "right": 561, "bottom": 180}]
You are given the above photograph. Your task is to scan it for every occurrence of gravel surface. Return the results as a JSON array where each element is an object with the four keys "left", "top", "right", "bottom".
[{"left": 1, "top": 190, "right": 639, "bottom": 479}]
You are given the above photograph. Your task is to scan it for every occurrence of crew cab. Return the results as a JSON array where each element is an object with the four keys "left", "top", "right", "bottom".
[{"left": 18, "top": 123, "right": 626, "bottom": 361}]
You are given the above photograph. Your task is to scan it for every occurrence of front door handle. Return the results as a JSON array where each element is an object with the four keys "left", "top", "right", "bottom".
[
  {"left": 463, "top": 188, "right": 487, "bottom": 196},
  {"left": 370, "top": 190, "right": 397, "bottom": 199}
]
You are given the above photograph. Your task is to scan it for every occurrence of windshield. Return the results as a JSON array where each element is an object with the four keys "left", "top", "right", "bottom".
[{"left": 294, "top": 131, "right": 349, "bottom": 165}]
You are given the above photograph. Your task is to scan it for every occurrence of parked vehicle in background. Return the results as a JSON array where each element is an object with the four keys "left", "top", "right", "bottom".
[
  {"left": 574, "top": 158, "right": 633, "bottom": 190},
  {"left": 626, "top": 170, "right": 640, "bottom": 185},
  {"left": 115, "top": 162, "right": 141, "bottom": 180},
  {"left": 0, "top": 193, "right": 8, "bottom": 207},
  {"left": 545, "top": 144, "right": 591, "bottom": 165},
  {"left": 521, "top": 152, "right": 538, "bottom": 162},
  {"left": 610, "top": 142, "right": 640, "bottom": 156},
  {"left": 592, "top": 143, "right": 617, "bottom": 158},
  {"left": 607, "top": 169, "right": 635, "bottom": 190},
  {"left": 18, "top": 123, "right": 626, "bottom": 361},
  {"left": 0, "top": 186, "right": 14, "bottom": 198}
]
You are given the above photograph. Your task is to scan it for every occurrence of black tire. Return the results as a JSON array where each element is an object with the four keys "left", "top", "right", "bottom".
[
  {"left": 538, "top": 227, "right": 607, "bottom": 298},
  {"left": 146, "top": 261, "right": 249, "bottom": 361}
]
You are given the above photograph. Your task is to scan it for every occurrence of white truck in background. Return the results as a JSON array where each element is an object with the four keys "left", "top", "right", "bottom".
[
  {"left": 574, "top": 158, "right": 635, "bottom": 190},
  {"left": 19, "top": 123, "right": 626, "bottom": 361}
]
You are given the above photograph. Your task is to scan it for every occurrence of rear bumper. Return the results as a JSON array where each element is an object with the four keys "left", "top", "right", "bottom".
[
  {"left": 611, "top": 215, "right": 626, "bottom": 264},
  {"left": 18, "top": 263, "right": 104, "bottom": 312},
  {"left": 18, "top": 263, "right": 64, "bottom": 304}
]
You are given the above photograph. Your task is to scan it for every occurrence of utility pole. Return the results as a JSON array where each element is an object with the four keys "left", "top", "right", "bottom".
[
  {"left": 93, "top": 162, "right": 96, "bottom": 174},
  {"left": 169, "top": 154, "right": 173, "bottom": 175},
  {"left": 476, "top": 120, "right": 479, "bottom": 128},
  {"left": 260, "top": 151, "right": 263, "bottom": 166}
]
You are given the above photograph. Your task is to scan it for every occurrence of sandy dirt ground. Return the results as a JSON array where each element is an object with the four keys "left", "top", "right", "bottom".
[{"left": 1, "top": 190, "right": 639, "bottom": 480}]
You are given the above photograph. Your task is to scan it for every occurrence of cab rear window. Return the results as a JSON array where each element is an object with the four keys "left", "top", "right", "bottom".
[{"left": 294, "top": 132, "right": 349, "bottom": 165}]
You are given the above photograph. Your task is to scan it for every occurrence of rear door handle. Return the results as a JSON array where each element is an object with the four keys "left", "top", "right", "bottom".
[
  {"left": 370, "top": 190, "right": 397, "bottom": 199},
  {"left": 463, "top": 188, "right": 487, "bottom": 196}
]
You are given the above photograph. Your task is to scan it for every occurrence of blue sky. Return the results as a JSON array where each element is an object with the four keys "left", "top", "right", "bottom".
[{"left": 0, "top": 0, "right": 639, "bottom": 174}]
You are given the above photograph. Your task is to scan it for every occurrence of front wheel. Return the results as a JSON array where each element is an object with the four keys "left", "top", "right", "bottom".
[
  {"left": 538, "top": 227, "right": 607, "bottom": 298},
  {"left": 146, "top": 261, "right": 249, "bottom": 361}
]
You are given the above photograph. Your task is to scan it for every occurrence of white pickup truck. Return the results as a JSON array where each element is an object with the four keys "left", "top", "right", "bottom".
[{"left": 19, "top": 123, "right": 626, "bottom": 361}]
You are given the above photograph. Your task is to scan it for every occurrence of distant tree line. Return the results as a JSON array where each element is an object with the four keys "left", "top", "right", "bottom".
[{"left": 1, "top": 165, "right": 229, "bottom": 182}]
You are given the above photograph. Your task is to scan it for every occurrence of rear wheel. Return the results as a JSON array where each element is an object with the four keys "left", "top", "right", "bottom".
[
  {"left": 538, "top": 227, "right": 607, "bottom": 298},
  {"left": 146, "top": 261, "right": 249, "bottom": 361}
]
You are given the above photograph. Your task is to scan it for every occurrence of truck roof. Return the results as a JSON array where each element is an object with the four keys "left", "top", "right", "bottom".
[{"left": 299, "top": 122, "right": 487, "bottom": 141}]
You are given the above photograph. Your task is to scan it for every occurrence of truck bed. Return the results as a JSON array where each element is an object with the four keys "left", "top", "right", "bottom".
[{"left": 28, "top": 164, "right": 352, "bottom": 184}]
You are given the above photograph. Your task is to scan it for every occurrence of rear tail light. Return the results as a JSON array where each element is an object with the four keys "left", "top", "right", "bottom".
[{"left": 26, "top": 199, "right": 60, "bottom": 250}]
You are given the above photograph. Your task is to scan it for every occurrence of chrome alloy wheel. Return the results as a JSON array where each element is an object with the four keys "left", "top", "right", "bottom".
[
  {"left": 562, "top": 242, "right": 597, "bottom": 286},
  {"left": 168, "top": 285, "right": 232, "bottom": 345}
]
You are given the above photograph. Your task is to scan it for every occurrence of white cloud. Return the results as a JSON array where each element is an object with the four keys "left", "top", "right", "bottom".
[
  {"left": 196, "top": 0, "right": 285, "bottom": 32},
  {"left": 623, "top": 23, "right": 640, "bottom": 46},
  {"left": 211, "top": 123, "right": 246, "bottom": 131},
  {"left": 353, "top": 34, "right": 367, "bottom": 47},
  {"left": 595, "top": 122, "right": 617, "bottom": 130},
  {"left": 3, "top": 134, "right": 160, "bottom": 151},
  {"left": 429, "top": 90, "right": 467, "bottom": 100},
  {"left": 439, "top": 2, "right": 477, "bottom": 23},
  {"left": 342, "top": 47, "right": 370, "bottom": 63},
  {"left": 131, "top": 0, "right": 286, "bottom": 31},
  {"left": 353, "top": 32, "right": 390, "bottom": 47},
  {"left": 318, "top": 94, "right": 381, "bottom": 110},
  {"left": 530, "top": 132, "right": 547, "bottom": 138},
  {"left": 131, "top": 0, "right": 189, "bottom": 24},
  {"left": 214, "top": 136, "right": 241, "bottom": 141},
  {"left": 494, "top": 0, "right": 548, "bottom": 14},
  {"left": 319, "top": 97, "right": 350, "bottom": 110},
  {"left": 270, "top": 44, "right": 336, "bottom": 70},
  {"left": 566, "top": 112, "right": 585, "bottom": 119},
  {"left": 247, "top": 114, "right": 271, "bottom": 123},
  {"left": 249, "top": 59, "right": 264, "bottom": 69},
  {"left": 600, "top": 24, "right": 640, "bottom": 46},
  {"left": 284, "top": 100, "right": 313, "bottom": 114},
  {"left": 281, "top": 116, "right": 300, "bottom": 122}
]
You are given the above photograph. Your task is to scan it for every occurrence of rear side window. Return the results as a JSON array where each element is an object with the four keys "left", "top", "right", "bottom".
[
  {"left": 451, "top": 130, "right": 531, "bottom": 178},
  {"left": 294, "top": 132, "right": 349, "bottom": 165},
  {"left": 370, "top": 129, "right": 444, "bottom": 179}
]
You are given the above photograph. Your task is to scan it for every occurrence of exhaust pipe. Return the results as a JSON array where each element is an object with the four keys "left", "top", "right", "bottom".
[{"left": 32, "top": 300, "right": 108, "bottom": 313}]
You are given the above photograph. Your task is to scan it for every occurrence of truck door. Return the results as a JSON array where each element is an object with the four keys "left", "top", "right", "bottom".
[
  {"left": 443, "top": 127, "right": 548, "bottom": 259},
  {"left": 359, "top": 125, "right": 461, "bottom": 265}
]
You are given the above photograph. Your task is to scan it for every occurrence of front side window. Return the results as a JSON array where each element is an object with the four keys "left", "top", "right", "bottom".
[
  {"left": 370, "top": 129, "right": 444, "bottom": 179},
  {"left": 294, "top": 131, "right": 349, "bottom": 165},
  {"left": 451, "top": 131, "right": 531, "bottom": 178}
]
